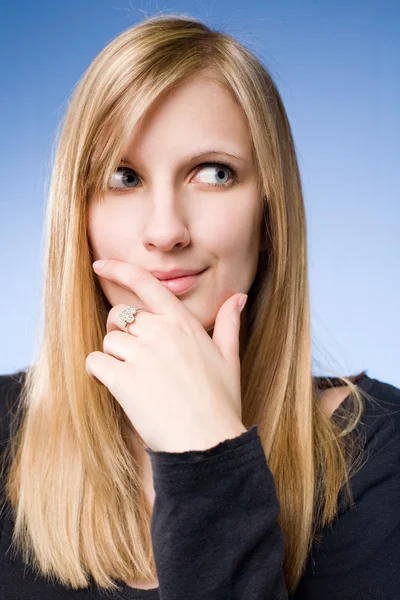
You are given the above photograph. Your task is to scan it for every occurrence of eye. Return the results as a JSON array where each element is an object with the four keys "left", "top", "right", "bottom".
[
  {"left": 108, "top": 162, "right": 238, "bottom": 192},
  {"left": 193, "top": 162, "right": 238, "bottom": 187},
  {"left": 108, "top": 167, "right": 140, "bottom": 191}
]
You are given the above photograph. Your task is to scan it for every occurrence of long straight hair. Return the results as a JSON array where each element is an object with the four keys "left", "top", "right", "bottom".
[{"left": 2, "top": 14, "right": 368, "bottom": 594}]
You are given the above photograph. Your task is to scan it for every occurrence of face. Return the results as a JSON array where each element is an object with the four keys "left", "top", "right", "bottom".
[{"left": 87, "top": 71, "right": 263, "bottom": 342}]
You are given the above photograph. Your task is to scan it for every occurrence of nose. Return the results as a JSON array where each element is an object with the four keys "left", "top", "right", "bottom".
[{"left": 141, "top": 189, "right": 191, "bottom": 252}]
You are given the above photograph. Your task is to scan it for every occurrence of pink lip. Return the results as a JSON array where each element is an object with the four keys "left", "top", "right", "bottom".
[
  {"left": 159, "top": 269, "right": 207, "bottom": 295},
  {"left": 151, "top": 268, "right": 204, "bottom": 280}
]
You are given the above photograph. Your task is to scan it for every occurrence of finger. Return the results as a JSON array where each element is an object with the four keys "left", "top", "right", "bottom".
[
  {"left": 86, "top": 350, "right": 125, "bottom": 391},
  {"left": 103, "top": 330, "right": 139, "bottom": 363},
  {"left": 106, "top": 303, "right": 154, "bottom": 335},
  {"left": 212, "top": 294, "right": 242, "bottom": 373},
  {"left": 94, "top": 260, "right": 194, "bottom": 320}
]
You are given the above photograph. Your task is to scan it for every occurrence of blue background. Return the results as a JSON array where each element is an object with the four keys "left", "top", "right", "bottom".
[{"left": 1, "top": 0, "right": 399, "bottom": 387}]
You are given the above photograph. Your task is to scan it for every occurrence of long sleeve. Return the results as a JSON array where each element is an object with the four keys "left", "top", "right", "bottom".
[
  {"left": 1, "top": 370, "right": 398, "bottom": 599},
  {"left": 145, "top": 424, "right": 288, "bottom": 599},
  {"left": 145, "top": 375, "right": 400, "bottom": 600}
]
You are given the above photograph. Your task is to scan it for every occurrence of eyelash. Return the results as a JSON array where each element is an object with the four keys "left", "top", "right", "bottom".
[{"left": 108, "top": 161, "right": 239, "bottom": 192}]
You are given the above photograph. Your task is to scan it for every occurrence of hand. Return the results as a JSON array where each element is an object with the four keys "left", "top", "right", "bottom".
[{"left": 86, "top": 259, "right": 248, "bottom": 452}]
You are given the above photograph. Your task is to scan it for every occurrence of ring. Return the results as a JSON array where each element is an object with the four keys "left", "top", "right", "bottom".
[{"left": 118, "top": 305, "right": 146, "bottom": 331}]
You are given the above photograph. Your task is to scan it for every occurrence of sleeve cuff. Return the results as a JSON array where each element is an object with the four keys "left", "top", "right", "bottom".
[
  {"left": 144, "top": 425, "right": 267, "bottom": 492},
  {"left": 145, "top": 424, "right": 259, "bottom": 463}
]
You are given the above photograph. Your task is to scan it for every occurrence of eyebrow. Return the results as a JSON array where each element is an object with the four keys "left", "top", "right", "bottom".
[{"left": 120, "top": 149, "right": 248, "bottom": 165}]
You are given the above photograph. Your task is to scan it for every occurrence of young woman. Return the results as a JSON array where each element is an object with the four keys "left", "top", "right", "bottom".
[{"left": 0, "top": 14, "right": 399, "bottom": 599}]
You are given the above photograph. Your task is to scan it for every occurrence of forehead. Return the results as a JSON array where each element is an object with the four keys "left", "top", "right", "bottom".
[{"left": 122, "top": 73, "right": 253, "bottom": 160}]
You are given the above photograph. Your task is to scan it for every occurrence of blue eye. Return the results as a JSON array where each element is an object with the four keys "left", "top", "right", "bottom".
[
  {"left": 108, "top": 162, "right": 239, "bottom": 192},
  {"left": 109, "top": 167, "right": 140, "bottom": 190},
  {"left": 195, "top": 164, "right": 233, "bottom": 186}
]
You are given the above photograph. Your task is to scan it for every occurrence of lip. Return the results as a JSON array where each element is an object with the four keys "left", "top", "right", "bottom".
[
  {"left": 158, "top": 269, "right": 207, "bottom": 295},
  {"left": 151, "top": 268, "right": 205, "bottom": 280}
]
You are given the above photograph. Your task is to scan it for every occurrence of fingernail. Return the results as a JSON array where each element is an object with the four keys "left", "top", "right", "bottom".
[
  {"left": 93, "top": 260, "right": 107, "bottom": 270},
  {"left": 237, "top": 294, "right": 248, "bottom": 313}
]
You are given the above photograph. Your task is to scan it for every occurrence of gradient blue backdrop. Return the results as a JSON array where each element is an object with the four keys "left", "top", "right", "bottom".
[{"left": 1, "top": 0, "right": 399, "bottom": 387}]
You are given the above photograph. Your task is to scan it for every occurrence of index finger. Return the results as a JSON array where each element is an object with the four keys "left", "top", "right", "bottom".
[{"left": 93, "top": 259, "right": 195, "bottom": 318}]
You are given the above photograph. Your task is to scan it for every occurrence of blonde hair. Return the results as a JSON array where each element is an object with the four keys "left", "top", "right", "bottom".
[{"left": 1, "top": 14, "right": 368, "bottom": 595}]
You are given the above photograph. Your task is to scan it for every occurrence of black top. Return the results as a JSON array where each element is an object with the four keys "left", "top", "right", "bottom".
[{"left": 0, "top": 370, "right": 399, "bottom": 599}]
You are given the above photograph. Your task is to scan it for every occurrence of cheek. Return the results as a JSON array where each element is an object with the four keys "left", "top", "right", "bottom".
[
  {"left": 199, "top": 207, "right": 261, "bottom": 296},
  {"left": 201, "top": 200, "right": 261, "bottom": 263},
  {"left": 87, "top": 202, "right": 136, "bottom": 259},
  {"left": 87, "top": 203, "right": 142, "bottom": 307}
]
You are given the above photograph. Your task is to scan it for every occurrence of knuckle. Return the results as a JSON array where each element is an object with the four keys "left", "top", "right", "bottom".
[
  {"left": 141, "top": 317, "right": 161, "bottom": 342},
  {"left": 86, "top": 351, "right": 97, "bottom": 370},
  {"left": 165, "top": 314, "right": 194, "bottom": 336},
  {"left": 159, "top": 314, "right": 177, "bottom": 331},
  {"left": 103, "top": 330, "right": 117, "bottom": 351}
]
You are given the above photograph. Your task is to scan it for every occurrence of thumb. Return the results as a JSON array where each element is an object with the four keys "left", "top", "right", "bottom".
[{"left": 212, "top": 293, "right": 247, "bottom": 370}]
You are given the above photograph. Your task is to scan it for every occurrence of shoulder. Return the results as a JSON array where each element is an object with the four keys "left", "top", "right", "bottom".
[
  {"left": 338, "top": 373, "right": 400, "bottom": 509},
  {"left": 324, "top": 372, "right": 400, "bottom": 441},
  {"left": 352, "top": 373, "right": 400, "bottom": 447},
  {"left": 0, "top": 369, "right": 27, "bottom": 399},
  {"left": 0, "top": 370, "right": 27, "bottom": 416},
  {"left": 296, "top": 375, "right": 400, "bottom": 596},
  {"left": 0, "top": 369, "right": 27, "bottom": 451},
  {"left": 0, "top": 370, "right": 27, "bottom": 505}
]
